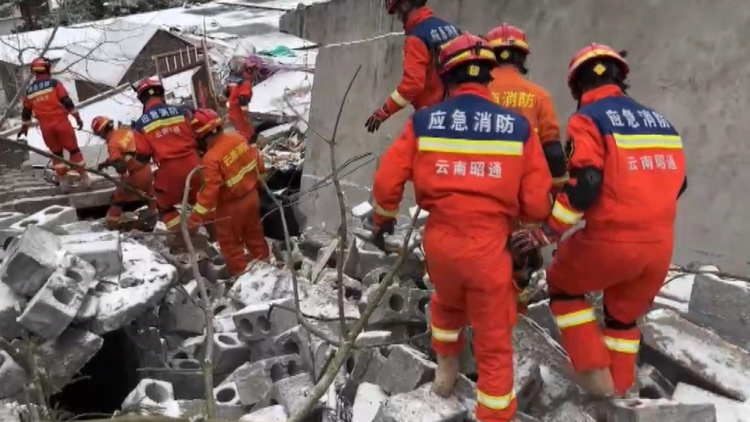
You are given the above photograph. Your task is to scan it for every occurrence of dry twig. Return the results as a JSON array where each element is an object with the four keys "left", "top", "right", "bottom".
[{"left": 178, "top": 165, "right": 216, "bottom": 419}]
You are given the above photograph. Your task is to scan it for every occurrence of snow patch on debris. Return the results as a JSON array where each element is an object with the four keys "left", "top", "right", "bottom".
[{"left": 249, "top": 70, "right": 314, "bottom": 117}]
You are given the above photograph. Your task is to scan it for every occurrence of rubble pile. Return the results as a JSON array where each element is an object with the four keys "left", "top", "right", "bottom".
[{"left": 0, "top": 205, "right": 749, "bottom": 421}]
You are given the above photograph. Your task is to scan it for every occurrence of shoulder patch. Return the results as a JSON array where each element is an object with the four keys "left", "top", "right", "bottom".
[{"left": 565, "top": 136, "right": 575, "bottom": 163}]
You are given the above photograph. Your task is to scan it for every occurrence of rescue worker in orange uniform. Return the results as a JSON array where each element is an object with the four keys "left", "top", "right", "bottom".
[
  {"left": 187, "top": 109, "right": 269, "bottom": 274},
  {"left": 132, "top": 78, "right": 202, "bottom": 232},
  {"left": 510, "top": 44, "right": 688, "bottom": 398},
  {"left": 18, "top": 57, "right": 90, "bottom": 191},
  {"left": 365, "top": 0, "right": 460, "bottom": 133},
  {"left": 224, "top": 59, "right": 257, "bottom": 143},
  {"left": 485, "top": 24, "right": 567, "bottom": 189},
  {"left": 371, "top": 34, "right": 553, "bottom": 421},
  {"left": 91, "top": 116, "right": 158, "bottom": 230}
]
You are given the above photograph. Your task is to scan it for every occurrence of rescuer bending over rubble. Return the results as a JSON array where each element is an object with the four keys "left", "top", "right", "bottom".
[
  {"left": 510, "top": 44, "right": 689, "bottom": 398},
  {"left": 18, "top": 56, "right": 90, "bottom": 192},
  {"left": 187, "top": 108, "right": 269, "bottom": 275},
  {"left": 91, "top": 116, "right": 158, "bottom": 230},
  {"left": 485, "top": 24, "right": 568, "bottom": 190},
  {"left": 365, "top": 0, "right": 460, "bottom": 133},
  {"left": 224, "top": 58, "right": 258, "bottom": 143},
  {"left": 132, "top": 78, "right": 202, "bottom": 235},
  {"left": 371, "top": 34, "right": 553, "bottom": 421}
]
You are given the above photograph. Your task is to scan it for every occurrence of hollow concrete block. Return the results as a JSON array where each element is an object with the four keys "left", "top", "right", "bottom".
[
  {"left": 17, "top": 269, "right": 85, "bottom": 340},
  {"left": 240, "top": 404, "right": 288, "bottom": 422},
  {"left": 233, "top": 297, "right": 297, "bottom": 342},
  {"left": 38, "top": 327, "right": 103, "bottom": 389},
  {"left": 360, "top": 286, "right": 412, "bottom": 326},
  {"left": 229, "top": 354, "right": 304, "bottom": 406},
  {"left": 341, "top": 347, "right": 389, "bottom": 403},
  {"left": 59, "top": 231, "right": 122, "bottom": 277},
  {"left": 154, "top": 358, "right": 205, "bottom": 400},
  {"left": 606, "top": 398, "right": 716, "bottom": 422},
  {"left": 687, "top": 273, "right": 750, "bottom": 351},
  {"left": 176, "top": 398, "right": 246, "bottom": 420},
  {"left": 362, "top": 267, "right": 391, "bottom": 289},
  {"left": 199, "top": 254, "right": 230, "bottom": 283},
  {"left": 214, "top": 381, "right": 242, "bottom": 406},
  {"left": 376, "top": 344, "right": 436, "bottom": 395},
  {"left": 121, "top": 378, "right": 176, "bottom": 413},
  {"left": 260, "top": 373, "right": 315, "bottom": 416},
  {"left": 0, "top": 224, "right": 61, "bottom": 297},
  {"left": 672, "top": 383, "right": 750, "bottom": 421},
  {"left": 10, "top": 205, "right": 78, "bottom": 231},
  {"left": 407, "top": 288, "right": 431, "bottom": 322},
  {"left": 0, "top": 281, "right": 24, "bottom": 341},
  {"left": 637, "top": 364, "right": 675, "bottom": 399},
  {"left": 159, "top": 279, "right": 206, "bottom": 336},
  {"left": 199, "top": 332, "right": 252, "bottom": 376}
]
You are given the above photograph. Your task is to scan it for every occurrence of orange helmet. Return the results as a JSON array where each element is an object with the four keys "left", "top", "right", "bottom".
[
  {"left": 30, "top": 57, "right": 51, "bottom": 74},
  {"left": 437, "top": 33, "right": 497, "bottom": 75},
  {"left": 385, "top": 0, "right": 403, "bottom": 14},
  {"left": 567, "top": 43, "right": 629, "bottom": 89},
  {"left": 486, "top": 24, "right": 530, "bottom": 55},
  {"left": 135, "top": 78, "right": 165, "bottom": 103},
  {"left": 191, "top": 108, "right": 223, "bottom": 138},
  {"left": 91, "top": 116, "right": 114, "bottom": 137}
]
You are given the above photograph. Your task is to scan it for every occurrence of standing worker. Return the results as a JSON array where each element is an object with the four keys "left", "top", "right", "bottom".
[
  {"left": 91, "top": 116, "right": 158, "bottom": 230},
  {"left": 365, "top": 0, "right": 460, "bottom": 133},
  {"left": 370, "top": 34, "right": 553, "bottom": 421},
  {"left": 485, "top": 24, "right": 567, "bottom": 188},
  {"left": 131, "top": 78, "right": 202, "bottom": 233},
  {"left": 18, "top": 56, "right": 90, "bottom": 191},
  {"left": 187, "top": 109, "right": 269, "bottom": 274},
  {"left": 510, "top": 44, "right": 688, "bottom": 398},
  {"left": 225, "top": 59, "right": 257, "bottom": 143}
]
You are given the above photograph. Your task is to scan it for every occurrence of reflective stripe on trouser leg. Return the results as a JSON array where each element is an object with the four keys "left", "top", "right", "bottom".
[
  {"left": 549, "top": 295, "right": 610, "bottom": 372},
  {"left": 603, "top": 326, "right": 640, "bottom": 395},
  {"left": 429, "top": 291, "right": 465, "bottom": 356},
  {"left": 161, "top": 210, "right": 182, "bottom": 232}
]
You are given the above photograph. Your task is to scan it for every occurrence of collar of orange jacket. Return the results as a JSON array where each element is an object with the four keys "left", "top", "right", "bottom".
[
  {"left": 34, "top": 74, "right": 51, "bottom": 81},
  {"left": 450, "top": 83, "right": 494, "bottom": 101},
  {"left": 143, "top": 97, "right": 165, "bottom": 111},
  {"left": 492, "top": 65, "right": 522, "bottom": 77},
  {"left": 580, "top": 84, "right": 624, "bottom": 107},
  {"left": 404, "top": 6, "right": 433, "bottom": 32}
]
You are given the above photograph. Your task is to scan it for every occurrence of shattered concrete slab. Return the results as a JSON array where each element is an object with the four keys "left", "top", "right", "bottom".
[
  {"left": 376, "top": 344, "right": 436, "bottom": 395},
  {"left": 544, "top": 402, "right": 595, "bottom": 421},
  {"left": 240, "top": 404, "right": 288, "bottom": 421},
  {"left": 9, "top": 205, "right": 78, "bottom": 231},
  {"left": 229, "top": 261, "right": 295, "bottom": 307},
  {"left": 229, "top": 354, "right": 303, "bottom": 406},
  {"left": 0, "top": 282, "right": 24, "bottom": 341},
  {"left": 176, "top": 398, "right": 246, "bottom": 420},
  {"left": 233, "top": 298, "right": 298, "bottom": 342},
  {"left": 353, "top": 382, "right": 388, "bottom": 422},
  {"left": 1, "top": 225, "right": 62, "bottom": 297},
  {"left": 158, "top": 279, "right": 206, "bottom": 337},
  {"left": 59, "top": 231, "right": 123, "bottom": 277},
  {"left": 17, "top": 269, "right": 86, "bottom": 340},
  {"left": 640, "top": 309, "right": 750, "bottom": 401},
  {"left": 373, "top": 383, "right": 468, "bottom": 422},
  {"left": 200, "top": 332, "right": 252, "bottom": 376},
  {"left": 606, "top": 398, "right": 716, "bottom": 422},
  {"left": 673, "top": 383, "right": 750, "bottom": 422},
  {"left": 259, "top": 373, "right": 316, "bottom": 416},
  {"left": 686, "top": 273, "right": 750, "bottom": 350},
  {"left": 0, "top": 350, "right": 26, "bottom": 400},
  {"left": 121, "top": 378, "right": 180, "bottom": 417},
  {"left": 38, "top": 327, "right": 103, "bottom": 390}
]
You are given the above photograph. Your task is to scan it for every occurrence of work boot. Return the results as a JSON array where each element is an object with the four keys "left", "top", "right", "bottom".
[
  {"left": 575, "top": 368, "right": 616, "bottom": 398},
  {"left": 432, "top": 355, "right": 460, "bottom": 397},
  {"left": 79, "top": 172, "right": 92, "bottom": 190}
]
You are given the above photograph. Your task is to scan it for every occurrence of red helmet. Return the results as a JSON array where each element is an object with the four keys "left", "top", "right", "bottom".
[
  {"left": 91, "top": 116, "right": 114, "bottom": 137},
  {"left": 437, "top": 33, "right": 497, "bottom": 75},
  {"left": 191, "top": 108, "right": 222, "bottom": 137},
  {"left": 567, "top": 43, "right": 629, "bottom": 88},
  {"left": 30, "top": 57, "right": 51, "bottom": 74},
  {"left": 486, "top": 24, "right": 530, "bottom": 55},
  {"left": 244, "top": 57, "right": 258, "bottom": 71},
  {"left": 135, "top": 78, "right": 165, "bottom": 103}
]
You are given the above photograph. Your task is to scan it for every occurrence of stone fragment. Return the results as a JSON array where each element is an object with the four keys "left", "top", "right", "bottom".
[
  {"left": 0, "top": 212, "right": 26, "bottom": 229},
  {"left": 214, "top": 381, "right": 242, "bottom": 406},
  {"left": 176, "top": 399, "right": 246, "bottom": 420},
  {"left": 58, "top": 252, "right": 97, "bottom": 291},
  {"left": 525, "top": 300, "right": 561, "bottom": 343},
  {"left": 233, "top": 298, "right": 297, "bottom": 342},
  {"left": 240, "top": 404, "right": 288, "bottom": 422},
  {"left": 229, "top": 261, "right": 294, "bottom": 307},
  {"left": 17, "top": 269, "right": 85, "bottom": 340},
  {"left": 376, "top": 344, "right": 436, "bottom": 395},
  {"left": 199, "top": 254, "right": 230, "bottom": 283},
  {"left": 229, "top": 354, "right": 304, "bottom": 406},
  {"left": 311, "top": 237, "right": 338, "bottom": 283},
  {"left": 407, "top": 288, "right": 431, "bottom": 322},
  {"left": 362, "top": 267, "right": 391, "bottom": 289},
  {"left": 272, "top": 326, "right": 312, "bottom": 369},
  {"left": 198, "top": 332, "right": 251, "bottom": 376},
  {"left": 672, "top": 382, "right": 750, "bottom": 422},
  {"left": 37, "top": 328, "right": 103, "bottom": 388},
  {"left": 640, "top": 309, "right": 750, "bottom": 401},
  {"left": 0, "top": 225, "right": 61, "bottom": 297},
  {"left": 360, "top": 286, "right": 412, "bottom": 326},
  {"left": 59, "top": 232, "right": 122, "bottom": 277},
  {"left": 637, "top": 364, "right": 675, "bottom": 399},
  {"left": 0, "top": 350, "right": 26, "bottom": 399},
  {"left": 606, "top": 398, "right": 716, "bottom": 422},
  {"left": 341, "top": 347, "right": 388, "bottom": 402},
  {"left": 373, "top": 383, "right": 468, "bottom": 422},
  {"left": 514, "top": 351, "right": 544, "bottom": 411},
  {"left": 262, "top": 373, "right": 315, "bottom": 416},
  {"left": 150, "top": 358, "right": 204, "bottom": 400},
  {"left": 544, "top": 402, "right": 596, "bottom": 421},
  {"left": 159, "top": 280, "right": 206, "bottom": 336},
  {"left": 214, "top": 313, "right": 237, "bottom": 333},
  {"left": 121, "top": 379, "right": 178, "bottom": 415},
  {"left": 687, "top": 273, "right": 750, "bottom": 351},
  {"left": 353, "top": 382, "right": 388, "bottom": 422},
  {"left": 0, "top": 282, "right": 23, "bottom": 340},
  {"left": 10, "top": 205, "right": 78, "bottom": 231}
]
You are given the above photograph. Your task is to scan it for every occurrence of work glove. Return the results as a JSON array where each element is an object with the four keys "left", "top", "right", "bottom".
[
  {"left": 75, "top": 115, "right": 84, "bottom": 130},
  {"left": 371, "top": 219, "right": 395, "bottom": 252},
  {"left": 16, "top": 125, "right": 28, "bottom": 139},
  {"left": 509, "top": 224, "right": 560, "bottom": 255},
  {"left": 96, "top": 161, "right": 110, "bottom": 171},
  {"left": 365, "top": 107, "right": 390, "bottom": 133}
]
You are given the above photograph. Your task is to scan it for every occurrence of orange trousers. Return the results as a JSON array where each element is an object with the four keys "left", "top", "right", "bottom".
[
  {"left": 424, "top": 226, "right": 518, "bottom": 422},
  {"left": 40, "top": 122, "right": 85, "bottom": 176},
  {"left": 154, "top": 153, "right": 201, "bottom": 231},
  {"left": 105, "top": 165, "right": 157, "bottom": 228},
  {"left": 228, "top": 110, "right": 255, "bottom": 142},
  {"left": 546, "top": 231, "right": 673, "bottom": 395},
  {"left": 214, "top": 189, "right": 269, "bottom": 274}
]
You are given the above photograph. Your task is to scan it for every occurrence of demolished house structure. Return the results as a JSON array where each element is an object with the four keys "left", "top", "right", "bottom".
[{"left": 0, "top": 0, "right": 746, "bottom": 421}]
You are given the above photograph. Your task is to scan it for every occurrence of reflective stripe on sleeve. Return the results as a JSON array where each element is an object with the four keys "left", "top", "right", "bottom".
[
  {"left": 551, "top": 201, "right": 583, "bottom": 226},
  {"left": 165, "top": 215, "right": 181, "bottom": 230},
  {"left": 613, "top": 134, "right": 682, "bottom": 150},
  {"left": 431, "top": 325, "right": 461, "bottom": 342},
  {"left": 193, "top": 203, "right": 213, "bottom": 215},
  {"left": 604, "top": 336, "right": 640, "bottom": 353},
  {"left": 225, "top": 159, "right": 257, "bottom": 187},
  {"left": 374, "top": 202, "right": 398, "bottom": 218},
  {"left": 555, "top": 308, "right": 596, "bottom": 329},
  {"left": 417, "top": 137, "right": 523, "bottom": 155},
  {"left": 476, "top": 389, "right": 516, "bottom": 410},
  {"left": 390, "top": 90, "right": 409, "bottom": 107}
]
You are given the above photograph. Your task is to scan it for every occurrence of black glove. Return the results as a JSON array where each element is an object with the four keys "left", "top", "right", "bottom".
[
  {"left": 365, "top": 108, "right": 389, "bottom": 133},
  {"left": 96, "top": 161, "right": 110, "bottom": 171},
  {"left": 371, "top": 219, "right": 395, "bottom": 252},
  {"left": 16, "top": 125, "right": 28, "bottom": 139},
  {"left": 75, "top": 116, "right": 84, "bottom": 130}
]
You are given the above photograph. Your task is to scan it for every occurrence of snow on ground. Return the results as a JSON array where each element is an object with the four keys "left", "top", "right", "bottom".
[
  {"left": 249, "top": 70, "right": 313, "bottom": 117},
  {"left": 660, "top": 271, "right": 696, "bottom": 303},
  {"left": 0, "top": 26, "right": 105, "bottom": 65},
  {"left": 217, "top": 0, "right": 332, "bottom": 10}
]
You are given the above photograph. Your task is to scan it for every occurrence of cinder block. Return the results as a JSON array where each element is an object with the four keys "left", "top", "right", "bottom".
[
  {"left": 407, "top": 289, "right": 431, "bottom": 322},
  {"left": 637, "top": 364, "right": 674, "bottom": 399},
  {"left": 59, "top": 232, "right": 122, "bottom": 277},
  {"left": 121, "top": 379, "right": 175, "bottom": 412},
  {"left": 199, "top": 254, "right": 230, "bottom": 283},
  {"left": 353, "top": 382, "right": 388, "bottom": 422},
  {"left": 10, "top": 205, "right": 78, "bottom": 231},
  {"left": 606, "top": 398, "right": 716, "bottom": 422},
  {"left": 0, "top": 212, "right": 26, "bottom": 230},
  {"left": 229, "top": 354, "right": 303, "bottom": 406},
  {"left": 341, "top": 347, "right": 389, "bottom": 402},
  {"left": 545, "top": 402, "right": 596, "bottom": 421},
  {"left": 372, "top": 383, "right": 468, "bottom": 422},
  {"left": 176, "top": 398, "right": 246, "bottom": 420},
  {"left": 273, "top": 326, "right": 312, "bottom": 369},
  {"left": 0, "top": 350, "right": 26, "bottom": 399},
  {"left": 363, "top": 267, "right": 392, "bottom": 288},
  {"left": 640, "top": 309, "right": 750, "bottom": 401},
  {"left": 214, "top": 381, "right": 242, "bottom": 406},
  {"left": 0, "top": 225, "right": 61, "bottom": 297},
  {"left": 239, "top": 404, "right": 288, "bottom": 422},
  {"left": 73, "top": 292, "right": 98, "bottom": 324},
  {"left": 0, "top": 282, "right": 23, "bottom": 341},
  {"left": 376, "top": 344, "right": 436, "bottom": 395},
  {"left": 672, "top": 383, "right": 750, "bottom": 421},
  {"left": 360, "top": 286, "right": 412, "bottom": 326},
  {"left": 159, "top": 279, "right": 206, "bottom": 336},
  {"left": 198, "top": 332, "right": 251, "bottom": 376},
  {"left": 233, "top": 298, "right": 297, "bottom": 342},
  {"left": 151, "top": 358, "right": 205, "bottom": 400},
  {"left": 687, "top": 273, "right": 750, "bottom": 351},
  {"left": 17, "top": 269, "right": 86, "bottom": 340},
  {"left": 262, "top": 373, "right": 315, "bottom": 416}
]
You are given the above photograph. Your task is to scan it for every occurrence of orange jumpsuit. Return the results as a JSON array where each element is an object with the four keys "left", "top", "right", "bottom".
[
  {"left": 381, "top": 7, "right": 460, "bottom": 116},
  {"left": 102, "top": 128, "right": 157, "bottom": 228},
  {"left": 488, "top": 66, "right": 566, "bottom": 187},
  {"left": 544, "top": 85, "right": 687, "bottom": 395},
  {"left": 189, "top": 131, "right": 269, "bottom": 274},
  {"left": 21, "top": 76, "right": 85, "bottom": 176},
  {"left": 225, "top": 75, "right": 255, "bottom": 142},
  {"left": 373, "top": 83, "right": 552, "bottom": 421},
  {"left": 133, "top": 98, "right": 202, "bottom": 231}
]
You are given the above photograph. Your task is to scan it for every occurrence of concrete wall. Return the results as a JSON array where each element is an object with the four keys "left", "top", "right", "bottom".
[{"left": 299, "top": 0, "right": 750, "bottom": 273}]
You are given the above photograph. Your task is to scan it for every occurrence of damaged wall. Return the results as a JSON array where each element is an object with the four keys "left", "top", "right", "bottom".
[{"left": 297, "top": 0, "right": 750, "bottom": 273}]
